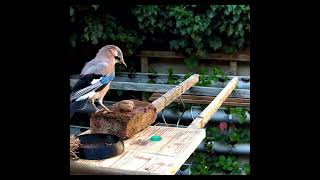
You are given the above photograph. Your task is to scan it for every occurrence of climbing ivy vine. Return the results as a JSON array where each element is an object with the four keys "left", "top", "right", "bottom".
[{"left": 70, "top": 5, "right": 250, "bottom": 56}]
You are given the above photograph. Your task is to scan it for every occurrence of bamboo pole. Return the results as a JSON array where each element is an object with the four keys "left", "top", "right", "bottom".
[
  {"left": 152, "top": 74, "right": 199, "bottom": 113},
  {"left": 188, "top": 77, "right": 239, "bottom": 128}
]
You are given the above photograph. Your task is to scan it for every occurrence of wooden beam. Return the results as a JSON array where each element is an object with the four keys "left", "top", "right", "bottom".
[
  {"left": 114, "top": 72, "right": 250, "bottom": 79},
  {"left": 70, "top": 79, "right": 250, "bottom": 99},
  {"left": 230, "top": 61, "right": 237, "bottom": 75},
  {"left": 150, "top": 98, "right": 249, "bottom": 107},
  {"left": 148, "top": 93, "right": 250, "bottom": 106},
  {"left": 140, "top": 56, "right": 148, "bottom": 73},
  {"left": 150, "top": 93, "right": 249, "bottom": 102},
  {"left": 152, "top": 74, "right": 199, "bottom": 113},
  {"left": 137, "top": 51, "right": 250, "bottom": 62},
  {"left": 71, "top": 73, "right": 250, "bottom": 85},
  {"left": 188, "top": 77, "right": 239, "bottom": 128}
]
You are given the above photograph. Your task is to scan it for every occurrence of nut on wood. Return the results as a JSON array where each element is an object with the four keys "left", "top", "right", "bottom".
[{"left": 118, "top": 100, "right": 135, "bottom": 112}]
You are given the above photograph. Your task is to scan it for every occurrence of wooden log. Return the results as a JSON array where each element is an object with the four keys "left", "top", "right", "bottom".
[
  {"left": 188, "top": 77, "right": 239, "bottom": 128},
  {"left": 152, "top": 74, "right": 199, "bottom": 113}
]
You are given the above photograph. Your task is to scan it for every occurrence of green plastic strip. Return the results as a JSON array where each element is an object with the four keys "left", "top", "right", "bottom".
[{"left": 150, "top": 135, "right": 162, "bottom": 141}]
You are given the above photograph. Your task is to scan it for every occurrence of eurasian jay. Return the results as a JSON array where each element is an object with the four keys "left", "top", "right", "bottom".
[{"left": 70, "top": 45, "right": 127, "bottom": 119}]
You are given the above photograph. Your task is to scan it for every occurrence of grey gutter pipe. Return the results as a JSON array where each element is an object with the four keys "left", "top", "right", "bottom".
[{"left": 157, "top": 106, "right": 250, "bottom": 124}]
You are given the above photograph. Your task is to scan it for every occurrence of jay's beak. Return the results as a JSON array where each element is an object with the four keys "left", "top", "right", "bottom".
[{"left": 121, "top": 59, "right": 127, "bottom": 68}]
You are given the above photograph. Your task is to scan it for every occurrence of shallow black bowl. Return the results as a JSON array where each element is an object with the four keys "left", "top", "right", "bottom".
[{"left": 77, "top": 134, "right": 124, "bottom": 160}]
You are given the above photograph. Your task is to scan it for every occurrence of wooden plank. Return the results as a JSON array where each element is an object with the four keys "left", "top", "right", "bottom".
[
  {"left": 70, "top": 73, "right": 250, "bottom": 88},
  {"left": 188, "top": 77, "right": 239, "bottom": 128},
  {"left": 70, "top": 80, "right": 250, "bottom": 99},
  {"left": 148, "top": 93, "right": 250, "bottom": 106},
  {"left": 71, "top": 73, "right": 250, "bottom": 82},
  {"left": 137, "top": 51, "right": 250, "bottom": 62},
  {"left": 149, "top": 98, "right": 249, "bottom": 107},
  {"left": 70, "top": 126, "right": 206, "bottom": 175},
  {"left": 138, "top": 51, "right": 185, "bottom": 59},
  {"left": 230, "top": 60, "right": 237, "bottom": 75},
  {"left": 152, "top": 74, "right": 199, "bottom": 113},
  {"left": 141, "top": 57, "right": 148, "bottom": 73},
  {"left": 70, "top": 79, "right": 250, "bottom": 98},
  {"left": 114, "top": 72, "right": 250, "bottom": 80},
  {"left": 150, "top": 98, "right": 249, "bottom": 106},
  {"left": 149, "top": 93, "right": 250, "bottom": 103}
]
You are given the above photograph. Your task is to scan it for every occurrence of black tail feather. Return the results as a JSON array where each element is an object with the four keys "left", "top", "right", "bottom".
[{"left": 70, "top": 100, "right": 88, "bottom": 119}]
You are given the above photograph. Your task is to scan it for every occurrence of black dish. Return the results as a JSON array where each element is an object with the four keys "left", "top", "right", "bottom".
[{"left": 77, "top": 134, "right": 124, "bottom": 160}]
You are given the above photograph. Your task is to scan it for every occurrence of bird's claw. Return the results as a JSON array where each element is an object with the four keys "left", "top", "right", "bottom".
[{"left": 96, "top": 108, "right": 113, "bottom": 114}]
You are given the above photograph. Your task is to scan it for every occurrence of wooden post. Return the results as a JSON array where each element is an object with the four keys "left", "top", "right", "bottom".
[
  {"left": 152, "top": 74, "right": 199, "bottom": 113},
  {"left": 230, "top": 60, "right": 237, "bottom": 75},
  {"left": 188, "top": 77, "right": 238, "bottom": 128},
  {"left": 140, "top": 56, "right": 148, "bottom": 73}
]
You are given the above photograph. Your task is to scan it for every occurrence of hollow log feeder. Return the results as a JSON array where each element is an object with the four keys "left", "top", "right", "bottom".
[
  {"left": 70, "top": 77, "right": 239, "bottom": 175},
  {"left": 90, "top": 74, "right": 199, "bottom": 139}
]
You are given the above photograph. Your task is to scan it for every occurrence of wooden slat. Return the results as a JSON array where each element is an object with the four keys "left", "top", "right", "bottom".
[
  {"left": 148, "top": 94, "right": 250, "bottom": 107},
  {"left": 188, "top": 77, "right": 239, "bottom": 128},
  {"left": 71, "top": 73, "right": 250, "bottom": 82},
  {"left": 137, "top": 51, "right": 250, "bottom": 62},
  {"left": 149, "top": 93, "right": 250, "bottom": 103},
  {"left": 151, "top": 98, "right": 249, "bottom": 107},
  {"left": 115, "top": 72, "right": 250, "bottom": 80},
  {"left": 140, "top": 57, "right": 148, "bottom": 73},
  {"left": 152, "top": 74, "right": 199, "bottom": 113},
  {"left": 70, "top": 73, "right": 250, "bottom": 89},
  {"left": 230, "top": 60, "right": 237, "bottom": 75},
  {"left": 70, "top": 79, "right": 250, "bottom": 98},
  {"left": 70, "top": 126, "right": 206, "bottom": 175}
]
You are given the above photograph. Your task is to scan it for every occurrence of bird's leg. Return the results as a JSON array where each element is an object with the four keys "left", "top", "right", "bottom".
[
  {"left": 91, "top": 99, "right": 99, "bottom": 112},
  {"left": 98, "top": 98, "right": 112, "bottom": 113}
]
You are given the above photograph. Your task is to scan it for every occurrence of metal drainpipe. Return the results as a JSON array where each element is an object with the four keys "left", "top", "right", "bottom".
[{"left": 157, "top": 106, "right": 250, "bottom": 124}]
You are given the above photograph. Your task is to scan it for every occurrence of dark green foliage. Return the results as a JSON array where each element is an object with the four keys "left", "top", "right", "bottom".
[{"left": 70, "top": 5, "right": 250, "bottom": 55}]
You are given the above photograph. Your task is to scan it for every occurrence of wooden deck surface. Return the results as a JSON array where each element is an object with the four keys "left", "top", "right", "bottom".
[{"left": 70, "top": 126, "right": 206, "bottom": 175}]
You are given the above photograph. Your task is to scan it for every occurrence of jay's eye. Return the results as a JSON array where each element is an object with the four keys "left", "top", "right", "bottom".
[{"left": 115, "top": 56, "right": 121, "bottom": 60}]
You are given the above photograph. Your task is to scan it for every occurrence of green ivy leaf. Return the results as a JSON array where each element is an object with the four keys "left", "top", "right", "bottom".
[
  {"left": 70, "top": 7, "right": 74, "bottom": 17},
  {"left": 210, "top": 39, "right": 222, "bottom": 50},
  {"left": 70, "top": 33, "right": 77, "bottom": 47},
  {"left": 227, "top": 27, "right": 234, "bottom": 36},
  {"left": 219, "top": 155, "right": 225, "bottom": 161},
  {"left": 186, "top": 48, "right": 192, "bottom": 54},
  {"left": 169, "top": 40, "right": 179, "bottom": 50},
  {"left": 205, "top": 29, "right": 212, "bottom": 36},
  {"left": 92, "top": 5, "right": 99, "bottom": 11},
  {"left": 184, "top": 56, "right": 199, "bottom": 70},
  {"left": 187, "top": 27, "right": 192, "bottom": 34},
  {"left": 195, "top": 15, "right": 200, "bottom": 22},
  {"left": 137, "top": 16, "right": 143, "bottom": 22},
  {"left": 238, "top": 23, "right": 243, "bottom": 31}
]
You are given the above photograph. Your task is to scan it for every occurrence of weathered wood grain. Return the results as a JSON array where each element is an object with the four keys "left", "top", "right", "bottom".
[
  {"left": 188, "top": 77, "right": 239, "bottom": 128},
  {"left": 70, "top": 126, "right": 206, "bottom": 175}
]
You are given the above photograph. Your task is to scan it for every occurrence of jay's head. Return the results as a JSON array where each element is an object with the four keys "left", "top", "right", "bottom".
[{"left": 104, "top": 45, "right": 127, "bottom": 68}]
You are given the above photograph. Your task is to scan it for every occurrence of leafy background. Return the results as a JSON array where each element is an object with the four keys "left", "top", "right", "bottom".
[{"left": 70, "top": 5, "right": 250, "bottom": 66}]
